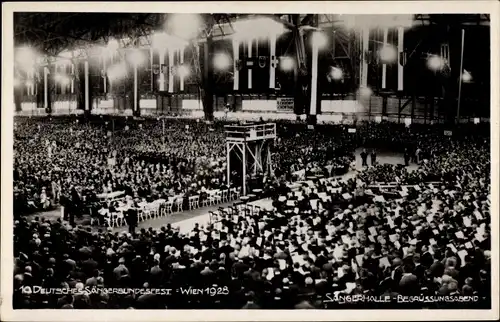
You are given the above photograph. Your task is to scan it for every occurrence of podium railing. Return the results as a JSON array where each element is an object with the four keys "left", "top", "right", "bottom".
[{"left": 224, "top": 123, "right": 276, "bottom": 141}]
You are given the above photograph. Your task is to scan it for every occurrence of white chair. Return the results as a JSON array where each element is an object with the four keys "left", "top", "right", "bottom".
[
  {"left": 222, "top": 189, "right": 229, "bottom": 203},
  {"left": 235, "top": 187, "right": 242, "bottom": 199},
  {"left": 116, "top": 211, "right": 127, "bottom": 227},
  {"left": 202, "top": 194, "right": 213, "bottom": 207},
  {"left": 175, "top": 198, "right": 184, "bottom": 212},
  {"left": 104, "top": 214, "right": 112, "bottom": 227},
  {"left": 110, "top": 212, "right": 124, "bottom": 227},
  {"left": 214, "top": 190, "right": 223, "bottom": 204},
  {"left": 149, "top": 203, "right": 160, "bottom": 218},
  {"left": 163, "top": 200, "right": 174, "bottom": 215},
  {"left": 138, "top": 207, "right": 150, "bottom": 222},
  {"left": 189, "top": 196, "right": 200, "bottom": 210}
]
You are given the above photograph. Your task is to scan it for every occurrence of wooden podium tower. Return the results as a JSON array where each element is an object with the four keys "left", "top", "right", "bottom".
[{"left": 225, "top": 123, "right": 276, "bottom": 195}]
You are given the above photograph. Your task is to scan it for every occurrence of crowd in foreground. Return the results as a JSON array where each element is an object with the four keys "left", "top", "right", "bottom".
[{"left": 12, "top": 116, "right": 491, "bottom": 309}]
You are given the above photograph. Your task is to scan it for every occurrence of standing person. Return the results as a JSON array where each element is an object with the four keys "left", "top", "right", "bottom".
[
  {"left": 224, "top": 104, "right": 230, "bottom": 121},
  {"left": 360, "top": 149, "right": 368, "bottom": 167},
  {"left": 415, "top": 146, "right": 421, "bottom": 164},
  {"left": 126, "top": 202, "right": 138, "bottom": 235},
  {"left": 370, "top": 150, "right": 377, "bottom": 166},
  {"left": 69, "top": 186, "right": 80, "bottom": 226},
  {"left": 404, "top": 148, "right": 411, "bottom": 166}
]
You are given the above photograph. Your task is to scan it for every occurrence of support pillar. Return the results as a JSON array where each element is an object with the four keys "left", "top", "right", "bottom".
[
  {"left": 361, "top": 27, "right": 369, "bottom": 88},
  {"left": 159, "top": 49, "right": 166, "bottom": 91},
  {"left": 247, "top": 39, "right": 253, "bottom": 89},
  {"left": 168, "top": 49, "right": 174, "bottom": 93},
  {"left": 397, "top": 26, "right": 404, "bottom": 91},
  {"left": 382, "top": 27, "right": 388, "bottom": 89},
  {"left": 242, "top": 140, "right": 247, "bottom": 196},
  {"left": 84, "top": 60, "right": 90, "bottom": 117},
  {"left": 269, "top": 33, "right": 276, "bottom": 89},
  {"left": 233, "top": 38, "right": 240, "bottom": 91},
  {"left": 179, "top": 47, "right": 185, "bottom": 92}
]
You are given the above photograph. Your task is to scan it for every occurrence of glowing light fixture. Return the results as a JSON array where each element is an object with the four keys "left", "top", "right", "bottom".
[
  {"left": 462, "top": 69, "right": 472, "bottom": 83},
  {"left": 233, "top": 17, "right": 286, "bottom": 40},
  {"left": 213, "top": 53, "right": 231, "bottom": 70},
  {"left": 427, "top": 55, "right": 444, "bottom": 71},
  {"left": 379, "top": 45, "right": 397, "bottom": 63},
  {"left": 359, "top": 86, "right": 373, "bottom": 97},
  {"left": 330, "top": 67, "right": 343, "bottom": 80},
  {"left": 107, "top": 62, "right": 127, "bottom": 81},
  {"left": 166, "top": 14, "right": 201, "bottom": 40},
  {"left": 152, "top": 32, "right": 187, "bottom": 51},
  {"left": 127, "top": 49, "right": 145, "bottom": 66},
  {"left": 280, "top": 56, "right": 294, "bottom": 71},
  {"left": 177, "top": 64, "right": 190, "bottom": 78},
  {"left": 311, "top": 31, "right": 328, "bottom": 49},
  {"left": 16, "top": 47, "right": 36, "bottom": 70}
]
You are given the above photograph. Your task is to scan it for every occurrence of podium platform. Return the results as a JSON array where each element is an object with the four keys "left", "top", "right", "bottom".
[{"left": 225, "top": 123, "right": 276, "bottom": 195}]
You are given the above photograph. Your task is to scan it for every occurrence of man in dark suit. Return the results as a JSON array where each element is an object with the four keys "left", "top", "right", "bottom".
[
  {"left": 360, "top": 149, "right": 368, "bottom": 167},
  {"left": 126, "top": 203, "right": 138, "bottom": 235},
  {"left": 370, "top": 150, "right": 377, "bottom": 166},
  {"left": 404, "top": 149, "right": 411, "bottom": 166},
  {"left": 69, "top": 186, "right": 81, "bottom": 226}
]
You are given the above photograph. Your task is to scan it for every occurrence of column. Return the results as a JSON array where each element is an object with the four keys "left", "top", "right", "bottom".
[
  {"left": 70, "top": 62, "right": 75, "bottom": 94},
  {"left": 269, "top": 33, "right": 277, "bottom": 89},
  {"left": 227, "top": 142, "right": 231, "bottom": 187},
  {"left": 382, "top": 27, "right": 388, "bottom": 89},
  {"left": 242, "top": 143, "right": 247, "bottom": 195},
  {"left": 61, "top": 64, "right": 67, "bottom": 95},
  {"left": 44, "top": 66, "right": 49, "bottom": 110},
  {"left": 397, "top": 26, "right": 404, "bottom": 91},
  {"left": 179, "top": 47, "right": 185, "bottom": 92},
  {"left": 84, "top": 60, "right": 89, "bottom": 111},
  {"left": 361, "top": 27, "right": 369, "bottom": 88},
  {"left": 247, "top": 39, "right": 252, "bottom": 89},
  {"left": 150, "top": 47, "right": 154, "bottom": 92},
  {"left": 133, "top": 63, "right": 138, "bottom": 114},
  {"left": 310, "top": 33, "right": 320, "bottom": 115},
  {"left": 233, "top": 38, "right": 240, "bottom": 91},
  {"left": 102, "top": 55, "right": 107, "bottom": 94},
  {"left": 168, "top": 49, "right": 174, "bottom": 93},
  {"left": 159, "top": 49, "right": 166, "bottom": 91}
]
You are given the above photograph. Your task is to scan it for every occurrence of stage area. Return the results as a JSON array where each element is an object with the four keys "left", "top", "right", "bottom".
[{"left": 30, "top": 150, "right": 420, "bottom": 233}]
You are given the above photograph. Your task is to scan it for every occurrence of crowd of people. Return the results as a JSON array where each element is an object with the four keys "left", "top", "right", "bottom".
[
  {"left": 13, "top": 117, "right": 355, "bottom": 218},
  {"left": 12, "top": 115, "right": 491, "bottom": 309}
]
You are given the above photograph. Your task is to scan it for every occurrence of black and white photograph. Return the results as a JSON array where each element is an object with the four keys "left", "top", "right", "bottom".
[{"left": 1, "top": 1, "right": 499, "bottom": 321}]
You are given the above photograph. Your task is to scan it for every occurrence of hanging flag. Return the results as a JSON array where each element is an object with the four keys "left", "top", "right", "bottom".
[
  {"left": 161, "top": 64, "right": 168, "bottom": 75},
  {"left": 399, "top": 51, "right": 407, "bottom": 66},
  {"left": 364, "top": 51, "right": 374, "bottom": 65},
  {"left": 152, "top": 64, "right": 160, "bottom": 75},
  {"left": 235, "top": 59, "right": 242, "bottom": 71},
  {"left": 441, "top": 63, "right": 451, "bottom": 78},
  {"left": 440, "top": 43, "right": 450, "bottom": 66},
  {"left": 258, "top": 56, "right": 267, "bottom": 68}
]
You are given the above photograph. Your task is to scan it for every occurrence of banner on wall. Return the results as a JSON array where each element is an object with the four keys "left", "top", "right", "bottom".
[{"left": 277, "top": 97, "right": 294, "bottom": 110}]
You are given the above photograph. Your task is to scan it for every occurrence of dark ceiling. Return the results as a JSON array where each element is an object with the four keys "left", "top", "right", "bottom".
[{"left": 14, "top": 13, "right": 490, "bottom": 56}]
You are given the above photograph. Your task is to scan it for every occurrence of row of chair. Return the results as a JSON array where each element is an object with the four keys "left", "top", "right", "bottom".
[{"left": 92, "top": 187, "right": 243, "bottom": 228}]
